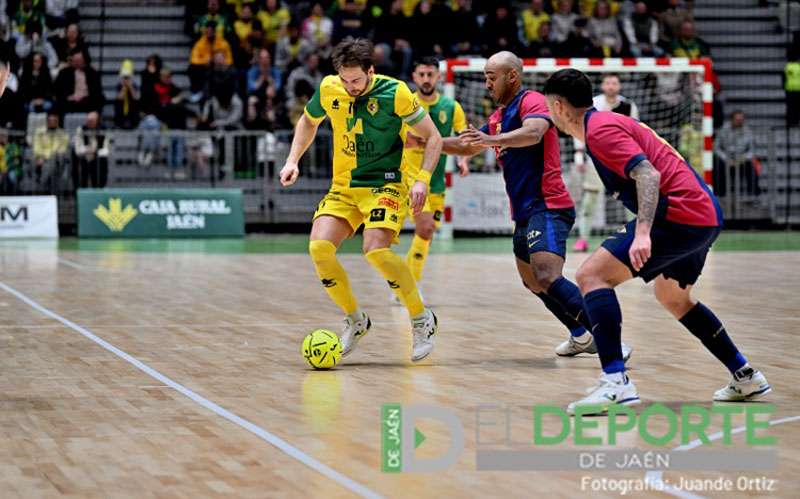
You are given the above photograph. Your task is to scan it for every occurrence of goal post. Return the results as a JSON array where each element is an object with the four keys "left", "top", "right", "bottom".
[{"left": 439, "top": 57, "right": 714, "bottom": 236}]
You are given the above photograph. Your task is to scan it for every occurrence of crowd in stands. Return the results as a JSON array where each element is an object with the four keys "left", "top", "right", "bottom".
[{"left": 0, "top": 0, "right": 712, "bottom": 193}]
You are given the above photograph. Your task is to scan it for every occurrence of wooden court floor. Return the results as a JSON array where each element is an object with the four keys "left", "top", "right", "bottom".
[{"left": 1, "top": 239, "right": 798, "bottom": 498}]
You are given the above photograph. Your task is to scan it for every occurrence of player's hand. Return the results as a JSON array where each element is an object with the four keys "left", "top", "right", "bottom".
[
  {"left": 629, "top": 234, "right": 652, "bottom": 272},
  {"left": 457, "top": 157, "right": 470, "bottom": 177},
  {"left": 279, "top": 161, "right": 300, "bottom": 186},
  {"left": 459, "top": 124, "right": 493, "bottom": 147},
  {"left": 410, "top": 180, "right": 428, "bottom": 216}
]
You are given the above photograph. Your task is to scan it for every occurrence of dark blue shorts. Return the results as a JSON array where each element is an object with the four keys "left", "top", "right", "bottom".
[
  {"left": 601, "top": 219, "right": 722, "bottom": 288},
  {"left": 513, "top": 208, "right": 576, "bottom": 262}
]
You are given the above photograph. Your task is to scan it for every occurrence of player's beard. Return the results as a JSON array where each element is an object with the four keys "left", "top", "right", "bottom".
[
  {"left": 418, "top": 84, "right": 435, "bottom": 96},
  {"left": 347, "top": 76, "right": 372, "bottom": 97}
]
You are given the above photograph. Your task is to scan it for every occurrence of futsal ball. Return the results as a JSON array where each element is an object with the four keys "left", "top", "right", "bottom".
[{"left": 302, "top": 329, "right": 342, "bottom": 369}]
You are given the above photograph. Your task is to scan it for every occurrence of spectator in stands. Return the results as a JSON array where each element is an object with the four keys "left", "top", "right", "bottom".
[
  {"left": 410, "top": 0, "right": 446, "bottom": 57},
  {"left": 286, "top": 78, "right": 314, "bottom": 126},
  {"left": 72, "top": 111, "right": 110, "bottom": 188},
  {"left": 659, "top": 0, "right": 692, "bottom": 46},
  {"left": 257, "top": 0, "right": 290, "bottom": 49},
  {"left": 786, "top": 47, "right": 800, "bottom": 127},
  {"left": 714, "top": 110, "right": 760, "bottom": 196},
  {"left": 286, "top": 51, "right": 322, "bottom": 110},
  {"left": 372, "top": 43, "right": 395, "bottom": 77},
  {"left": 201, "top": 85, "right": 242, "bottom": 131},
  {"left": 521, "top": 0, "right": 550, "bottom": 47},
  {"left": 0, "top": 129, "right": 23, "bottom": 194},
  {"left": 528, "top": 20, "right": 558, "bottom": 57},
  {"left": 233, "top": 3, "right": 255, "bottom": 50},
  {"left": 550, "top": 0, "right": 578, "bottom": 44},
  {"left": 248, "top": 46, "right": 281, "bottom": 96},
  {"left": 44, "top": 0, "right": 79, "bottom": 31},
  {"left": 208, "top": 49, "right": 238, "bottom": 100},
  {"left": 302, "top": 2, "right": 333, "bottom": 53},
  {"left": 189, "top": 21, "right": 234, "bottom": 95},
  {"left": 332, "top": 0, "right": 368, "bottom": 45},
  {"left": 15, "top": 19, "right": 58, "bottom": 75},
  {"left": 245, "top": 76, "right": 278, "bottom": 130},
  {"left": 114, "top": 59, "right": 140, "bottom": 129},
  {"left": 480, "top": 1, "right": 520, "bottom": 56},
  {"left": 20, "top": 50, "right": 53, "bottom": 112},
  {"left": 372, "top": 0, "right": 412, "bottom": 79},
  {"left": 622, "top": 1, "right": 662, "bottom": 56},
  {"left": 443, "top": 0, "right": 480, "bottom": 57},
  {"left": 669, "top": 20, "right": 710, "bottom": 58},
  {"left": 195, "top": 0, "right": 231, "bottom": 39},
  {"left": 51, "top": 23, "right": 91, "bottom": 70},
  {"left": 32, "top": 111, "right": 69, "bottom": 190},
  {"left": 12, "top": 0, "right": 42, "bottom": 36},
  {"left": 140, "top": 54, "right": 162, "bottom": 116},
  {"left": 53, "top": 48, "right": 103, "bottom": 113},
  {"left": 274, "top": 20, "right": 313, "bottom": 74},
  {"left": 0, "top": 17, "right": 19, "bottom": 74},
  {"left": 224, "top": 0, "right": 255, "bottom": 16},
  {"left": 559, "top": 17, "right": 602, "bottom": 57},
  {"left": 587, "top": 1, "right": 622, "bottom": 56}
]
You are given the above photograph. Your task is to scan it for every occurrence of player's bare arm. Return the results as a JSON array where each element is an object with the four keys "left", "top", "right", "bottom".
[
  {"left": 280, "top": 114, "right": 321, "bottom": 186},
  {"left": 628, "top": 160, "right": 662, "bottom": 271},
  {"left": 460, "top": 118, "right": 549, "bottom": 148},
  {"left": 443, "top": 135, "right": 485, "bottom": 157},
  {"left": 408, "top": 113, "right": 443, "bottom": 215}
]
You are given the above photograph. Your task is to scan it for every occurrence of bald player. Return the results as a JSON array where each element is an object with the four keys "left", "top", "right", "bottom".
[{"left": 444, "top": 51, "right": 631, "bottom": 360}]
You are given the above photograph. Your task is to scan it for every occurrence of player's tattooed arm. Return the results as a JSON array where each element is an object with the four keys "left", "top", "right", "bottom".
[
  {"left": 628, "top": 159, "right": 661, "bottom": 271},
  {"left": 629, "top": 160, "right": 661, "bottom": 231}
]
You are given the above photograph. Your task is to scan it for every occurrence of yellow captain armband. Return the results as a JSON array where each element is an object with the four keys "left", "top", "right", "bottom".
[{"left": 417, "top": 169, "right": 432, "bottom": 186}]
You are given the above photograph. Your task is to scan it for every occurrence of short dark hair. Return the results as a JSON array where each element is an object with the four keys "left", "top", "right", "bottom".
[
  {"left": 331, "top": 37, "right": 374, "bottom": 72},
  {"left": 543, "top": 68, "right": 594, "bottom": 108},
  {"left": 601, "top": 72, "right": 620, "bottom": 82},
  {"left": 413, "top": 56, "right": 440, "bottom": 72}
]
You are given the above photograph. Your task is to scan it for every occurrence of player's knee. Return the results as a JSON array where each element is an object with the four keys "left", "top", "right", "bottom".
[
  {"left": 654, "top": 286, "right": 692, "bottom": 314},
  {"left": 309, "top": 239, "right": 337, "bottom": 264},
  {"left": 531, "top": 263, "right": 560, "bottom": 290},
  {"left": 576, "top": 264, "right": 602, "bottom": 294}
]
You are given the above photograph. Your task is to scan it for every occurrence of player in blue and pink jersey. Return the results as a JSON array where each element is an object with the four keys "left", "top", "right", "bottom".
[
  {"left": 444, "top": 52, "right": 630, "bottom": 361},
  {"left": 543, "top": 68, "right": 770, "bottom": 414}
]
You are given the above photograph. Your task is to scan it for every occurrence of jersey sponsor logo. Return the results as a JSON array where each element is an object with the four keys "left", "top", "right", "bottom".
[
  {"left": 342, "top": 134, "right": 375, "bottom": 157},
  {"left": 332, "top": 98, "right": 340, "bottom": 110},
  {"left": 321, "top": 278, "right": 337, "bottom": 288},
  {"left": 370, "top": 208, "right": 386, "bottom": 221},
  {"left": 438, "top": 109, "right": 447, "bottom": 124},
  {"left": 371, "top": 187, "right": 401, "bottom": 197},
  {"left": 378, "top": 197, "right": 400, "bottom": 210},
  {"left": 367, "top": 97, "right": 379, "bottom": 116},
  {"left": 433, "top": 210, "right": 443, "bottom": 221}
]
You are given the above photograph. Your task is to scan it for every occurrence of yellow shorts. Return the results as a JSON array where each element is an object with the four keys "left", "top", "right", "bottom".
[
  {"left": 314, "top": 183, "right": 409, "bottom": 238},
  {"left": 415, "top": 192, "right": 446, "bottom": 228}
]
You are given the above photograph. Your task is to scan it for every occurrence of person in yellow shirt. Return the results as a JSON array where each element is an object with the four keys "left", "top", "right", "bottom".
[
  {"left": 279, "top": 38, "right": 443, "bottom": 362},
  {"left": 521, "top": 0, "right": 550, "bottom": 45},
  {"left": 398, "top": 57, "right": 468, "bottom": 300},
  {"left": 191, "top": 23, "right": 234, "bottom": 66},
  {"left": 257, "top": 0, "right": 290, "bottom": 47}
]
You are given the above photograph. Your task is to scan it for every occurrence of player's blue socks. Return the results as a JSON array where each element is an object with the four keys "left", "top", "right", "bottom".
[
  {"left": 584, "top": 288, "right": 625, "bottom": 374},
  {"left": 679, "top": 302, "right": 747, "bottom": 374},
  {"left": 534, "top": 291, "right": 586, "bottom": 336},
  {"left": 547, "top": 277, "right": 592, "bottom": 331}
]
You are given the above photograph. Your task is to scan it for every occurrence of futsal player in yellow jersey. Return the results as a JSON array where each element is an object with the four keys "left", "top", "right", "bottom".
[
  {"left": 279, "top": 38, "right": 443, "bottom": 362},
  {"left": 399, "top": 57, "right": 470, "bottom": 300}
]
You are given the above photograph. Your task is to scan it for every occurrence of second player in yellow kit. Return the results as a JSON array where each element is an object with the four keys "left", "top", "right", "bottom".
[
  {"left": 401, "top": 57, "right": 469, "bottom": 294},
  {"left": 279, "top": 38, "right": 444, "bottom": 362}
]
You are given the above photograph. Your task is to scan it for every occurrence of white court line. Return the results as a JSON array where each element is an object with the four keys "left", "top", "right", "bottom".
[
  {"left": 0, "top": 281, "right": 383, "bottom": 499},
  {"left": 56, "top": 257, "right": 94, "bottom": 271},
  {"left": 644, "top": 414, "right": 800, "bottom": 499}
]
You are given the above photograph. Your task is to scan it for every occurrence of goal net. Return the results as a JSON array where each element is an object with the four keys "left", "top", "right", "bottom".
[{"left": 442, "top": 58, "right": 713, "bottom": 236}]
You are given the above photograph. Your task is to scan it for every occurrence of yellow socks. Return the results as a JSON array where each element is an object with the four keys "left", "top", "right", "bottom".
[
  {"left": 365, "top": 248, "right": 425, "bottom": 317},
  {"left": 405, "top": 234, "right": 431, "bottom": 283},
  {"left": 308, "top": 240, "right": 358, "bottom": 315}
]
